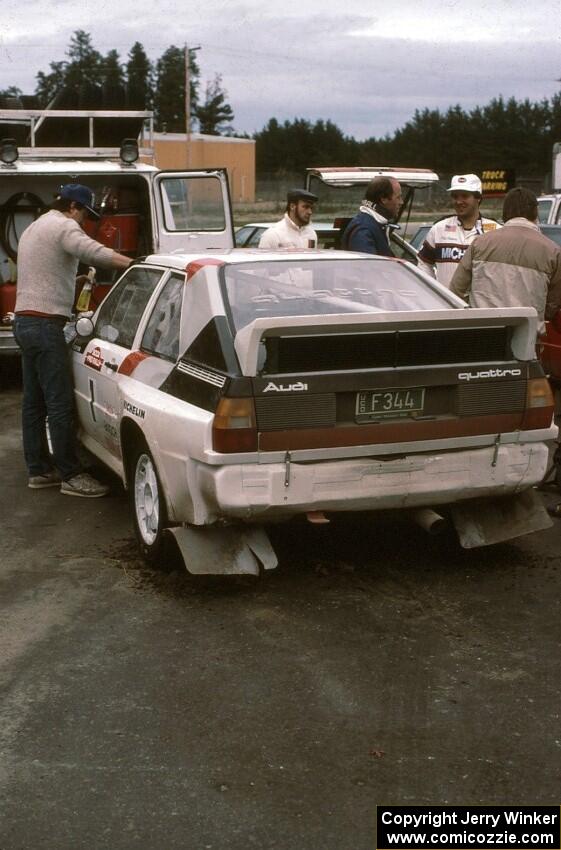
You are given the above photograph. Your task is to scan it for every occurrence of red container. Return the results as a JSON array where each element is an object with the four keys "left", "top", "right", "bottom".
[
  {"left": 82, "top": 219, "right": 98, "bottom": 239},
  {"left": 82, "top": 214, "right": 139, "bottom": 252},
  {"left": 0, "top": 282, "right": 17, "bottom": 316},
  {"left": 98, "top": 214, "right": 139, "bottom": 252}
]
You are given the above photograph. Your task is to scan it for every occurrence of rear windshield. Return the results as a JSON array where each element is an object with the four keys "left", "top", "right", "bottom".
[{"left": 223, "top": 258, "right": 454, "bottom": 332}]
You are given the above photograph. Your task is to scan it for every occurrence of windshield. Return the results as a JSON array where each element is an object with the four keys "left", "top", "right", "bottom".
[
  {"left": 538, "top": 199, "right": 553, "bottom": 224},
  {"left": 159, "top": 176, "right": 226, "bottom": 231},
  {"left": 223, "top": 259, "right": 454, "bottom": 332}
]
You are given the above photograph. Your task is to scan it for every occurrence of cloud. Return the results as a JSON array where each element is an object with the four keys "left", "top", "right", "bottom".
[{"left": 1, "top": 1, "right": 560, "bottom": 139}]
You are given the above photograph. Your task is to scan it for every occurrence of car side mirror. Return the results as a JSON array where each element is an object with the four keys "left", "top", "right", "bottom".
[{"left": 76, "top": 316, "right": 94, "bottom": 338}]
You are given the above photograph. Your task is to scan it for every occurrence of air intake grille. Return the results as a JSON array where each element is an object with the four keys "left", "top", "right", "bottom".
[
  {"left": 264, "top": 327, "right": 511, "bottom": 373},
  {"left": 458, "top": 380, "right": 526, "bottom": 416},
  {"left": 255, "top": 394, "right": 336, "bottom": 430}
]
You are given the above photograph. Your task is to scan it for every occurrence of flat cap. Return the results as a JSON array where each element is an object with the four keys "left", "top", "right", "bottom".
[{"left": 286, "top": 188, "right": 318, "bottom": 204}]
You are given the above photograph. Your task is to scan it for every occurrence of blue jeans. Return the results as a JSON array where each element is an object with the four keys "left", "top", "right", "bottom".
[{"left": 14, "top": 315, "right": 81, "bottom": 481}]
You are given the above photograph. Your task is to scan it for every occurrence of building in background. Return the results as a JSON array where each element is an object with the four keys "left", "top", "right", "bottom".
[{"left": 150, "top": 133, "right": 255, "bottom": 204}]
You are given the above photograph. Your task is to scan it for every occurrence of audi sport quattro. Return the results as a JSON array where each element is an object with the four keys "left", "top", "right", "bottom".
[{"left": 71, "top": 249, "right": 555, "bottom": 574}]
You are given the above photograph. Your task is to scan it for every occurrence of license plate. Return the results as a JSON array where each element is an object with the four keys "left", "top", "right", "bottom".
[{"left": 355, "top": 387, "right": 425, "bottom": 422}]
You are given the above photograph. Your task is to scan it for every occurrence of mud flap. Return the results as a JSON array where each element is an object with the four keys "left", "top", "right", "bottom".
[
  {"left": 166, "top": 525, "right": 278, "bottom": 576},
  {"left": 450, "top": 489, "right": 552, "bottom": 549}
]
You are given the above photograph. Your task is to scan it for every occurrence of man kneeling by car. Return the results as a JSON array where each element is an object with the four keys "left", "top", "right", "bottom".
[{"left": 14, "top": 183, "right": 132, "bottom": 498}]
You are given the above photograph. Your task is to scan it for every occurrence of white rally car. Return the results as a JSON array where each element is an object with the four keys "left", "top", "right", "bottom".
[{"left": 71, "top": 249, "right": 555, "bottom": 574}]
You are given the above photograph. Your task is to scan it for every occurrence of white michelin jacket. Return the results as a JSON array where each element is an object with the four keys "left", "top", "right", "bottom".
[
  {"left": 417, "top": 216, "right": 501, "bottom": 288},
  {"left": 258, "top": 213, "right": 318, "bottom": 249}
]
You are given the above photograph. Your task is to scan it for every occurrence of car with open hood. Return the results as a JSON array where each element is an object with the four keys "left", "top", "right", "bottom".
[{"left": 70, "top": 247, "right": 555, "bottom": 575}]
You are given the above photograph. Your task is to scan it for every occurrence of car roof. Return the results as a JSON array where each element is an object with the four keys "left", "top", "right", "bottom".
[
  {"left": 143, "top": 248, "right": 393, "bottom": 269},
  {"left": 237, "top": 221, "right": 336, "bottom": 231}
]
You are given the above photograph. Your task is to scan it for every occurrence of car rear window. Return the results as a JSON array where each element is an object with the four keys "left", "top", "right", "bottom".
[{"left": 222, "top": 258, "right": 454, "bottom": 332}]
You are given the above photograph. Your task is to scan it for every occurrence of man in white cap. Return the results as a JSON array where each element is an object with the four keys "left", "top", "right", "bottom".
[{"left": 417, "top": 174, "right": 500, "bottom": 288}]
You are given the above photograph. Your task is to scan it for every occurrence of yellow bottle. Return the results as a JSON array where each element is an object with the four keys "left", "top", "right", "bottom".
[{"left": 76, "top": 266, "right": 96, "bottom": 313}]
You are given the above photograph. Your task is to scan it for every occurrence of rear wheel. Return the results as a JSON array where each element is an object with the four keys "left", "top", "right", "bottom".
[{"left": 131, "top": 447, "right": 168, "bottom": 564}]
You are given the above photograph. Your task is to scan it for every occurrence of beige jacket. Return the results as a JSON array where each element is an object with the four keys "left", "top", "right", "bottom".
[
  {"left": 450, "top": 218, "right": 561, "bottom": 328},
  {"left": 15, "top": 210, "right": 114, "bottom": 317}
]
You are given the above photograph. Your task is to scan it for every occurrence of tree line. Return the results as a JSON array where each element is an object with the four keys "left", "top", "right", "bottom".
[
  {"left": 0, "top": 30, "right": 234, "bottom": 136},
  {"left": 254, "top": 96, "right": 561, "bottom": 178},
  {"left": 2, "top": 31, "right": 560, "bottom": 177}
]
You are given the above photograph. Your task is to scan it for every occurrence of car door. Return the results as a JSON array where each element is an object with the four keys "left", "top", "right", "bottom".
[
  {"left": 153, "top": 169, "right": 234, "bottom": 253},
  {"left": 73, "top": 266, "right": 165, "bottom": 456}
]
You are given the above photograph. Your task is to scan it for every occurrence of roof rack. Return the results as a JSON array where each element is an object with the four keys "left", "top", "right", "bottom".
[{"left": 0, "top": 109, "right": 154, "bottom": 161}]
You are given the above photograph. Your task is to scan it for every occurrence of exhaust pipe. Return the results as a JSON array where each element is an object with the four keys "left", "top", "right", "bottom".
[
  {"left": 411, "top": 508, "right": 447, "bottom": 536},
  {"left": 306, "top": 510, "right": 330, "bottom": 524}
]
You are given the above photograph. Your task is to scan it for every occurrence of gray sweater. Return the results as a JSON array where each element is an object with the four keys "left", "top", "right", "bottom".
[{"left": 15, "top": 210, "right": 115, "bottom": 317}]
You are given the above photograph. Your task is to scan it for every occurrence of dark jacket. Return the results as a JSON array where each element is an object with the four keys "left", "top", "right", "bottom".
[{"left": 341, "top": 211, "right": 394, "bottom": 257}]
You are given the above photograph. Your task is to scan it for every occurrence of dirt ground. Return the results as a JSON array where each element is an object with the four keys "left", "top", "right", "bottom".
[{"left": 1, "top": 363, "right": 561, "bottom": 850}]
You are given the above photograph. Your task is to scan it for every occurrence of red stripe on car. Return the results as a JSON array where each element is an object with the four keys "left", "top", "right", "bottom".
[
  {"left": 185, "top": 258, "right": 225, "bottom": 281},
  {"left": 118, "top": 351, "right": 150, "bottom": 376}
]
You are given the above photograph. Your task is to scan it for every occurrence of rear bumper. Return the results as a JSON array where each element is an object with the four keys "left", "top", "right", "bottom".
[{"left": 194, "top": 442, "right": 550, "bottom": 522}]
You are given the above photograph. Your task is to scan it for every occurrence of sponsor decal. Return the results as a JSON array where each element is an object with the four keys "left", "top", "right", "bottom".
[
  {"left": 483, "top": 222, "right": 498, "bottom": 232},
  {"left": 123, "top": 400, "right": 146, "bottom": 419},
  {"left": 104, "top": 423, "right": 118, "bottom": 440},
  {"left": 263, "top": 381, "right": 309, "bottom": 393},
  {"left": 444, "top": 224, "right": 456, "bottom": 232},
  {"left": 439, "top": 245, "right": 466, "bottom": 262},
  {"left": 85, "top": 346, "right": 103, "bottom": 371},
  {"left": 458, "top": 368, "right": 522, "bottom": 381}
]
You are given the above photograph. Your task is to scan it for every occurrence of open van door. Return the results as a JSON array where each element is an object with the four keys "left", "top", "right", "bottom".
[{"left": 153, "top": 168, "right": 235, "bottom": 253}]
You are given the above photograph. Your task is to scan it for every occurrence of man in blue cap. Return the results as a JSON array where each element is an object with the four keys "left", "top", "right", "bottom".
[{"left": 14, "top": 183, "right": 132, "bottom": 498}]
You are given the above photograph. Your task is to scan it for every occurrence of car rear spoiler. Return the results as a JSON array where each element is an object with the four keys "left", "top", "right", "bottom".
[{"left": 234, "top": 308, "right": 539, "bottom": 377}]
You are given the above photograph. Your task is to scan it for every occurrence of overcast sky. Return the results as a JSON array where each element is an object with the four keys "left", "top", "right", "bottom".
[{"left": 2, "top": 0, "right": 561, "bottom": 139}]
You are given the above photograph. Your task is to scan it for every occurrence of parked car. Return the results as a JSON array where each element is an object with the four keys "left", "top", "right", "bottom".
[
  {"left": 535, "top": 225, "right": 561, "bottom": 385},
  {"left": 70, "top": 248, "right": 554, "bottom": 574},
  {"left": 235, "top": 221, "right": 339, "bottom": 249},
  {"left": 538, "top": 194, "right": 561, "bottom": 225},
  {"left": 236, "top": 220, "right": 419, "bottom": 264},
  {"left": 409, "top": 224, "right": 431, "bottom": 251}
]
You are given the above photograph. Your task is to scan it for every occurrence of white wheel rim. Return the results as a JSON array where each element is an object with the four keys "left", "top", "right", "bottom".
[{"left": 134, "top": 453, "right": 160, "bottom": 546}]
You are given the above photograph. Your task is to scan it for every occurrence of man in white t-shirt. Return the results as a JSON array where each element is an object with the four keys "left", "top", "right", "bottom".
[
  {"left": 258, "top": 188, "right": 318, "bottom": 249},
  {"left": 417, "top": 174, "right": 500, "bottom": 288}
]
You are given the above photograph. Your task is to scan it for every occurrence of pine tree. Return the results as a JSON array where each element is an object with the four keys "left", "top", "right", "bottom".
[
  {"left": 103, "top": 49, "right": 126, "bottom": 108},
  {"left": 126, "top": 42, "right": 154, "bottom": 109},
  {"left": 196, "top": 75, "right": 234, "bottom": 135},
  {"left": 154, "top": 45, "right": 199, "bottom": 132},
  {"left": 34, "top": 30, "right": 104, "bottom": 106}
]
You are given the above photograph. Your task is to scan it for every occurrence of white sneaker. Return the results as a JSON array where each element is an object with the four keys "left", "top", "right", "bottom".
[
  {"left": 28, "top": 471, "right": 61, "bottom": 489},
  {"left": 60, "top": 473, "right": 109, "bottom": 498}
]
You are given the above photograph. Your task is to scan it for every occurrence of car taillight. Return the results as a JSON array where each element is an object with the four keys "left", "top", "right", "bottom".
[
  {"left": 212, "top": 397, "right": 258, "bottom": 453},
  {"left": 521, "top": 377, "right": 555, "bottom": 429}
]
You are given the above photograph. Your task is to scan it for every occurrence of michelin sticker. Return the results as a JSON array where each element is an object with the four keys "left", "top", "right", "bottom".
[{"left": 123, "top": 400, "right": 146, "bottom": 419}]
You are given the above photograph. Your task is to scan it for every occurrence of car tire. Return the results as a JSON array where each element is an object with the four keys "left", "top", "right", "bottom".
[{"left": 131, "top": 446, "right": 168, "bottom": 565}]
